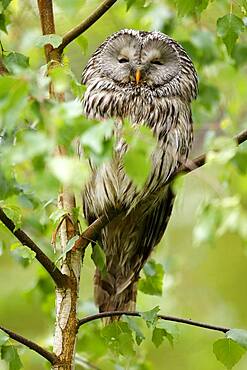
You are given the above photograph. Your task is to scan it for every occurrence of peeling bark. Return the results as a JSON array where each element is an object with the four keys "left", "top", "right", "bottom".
[{"left": 53, "top": 251, "right": 81, "bottom": 370}]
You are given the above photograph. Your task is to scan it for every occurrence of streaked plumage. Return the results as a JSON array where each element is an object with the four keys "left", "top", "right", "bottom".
[{"left": 82, "top": 29, "right": 198, "bottom": 314}]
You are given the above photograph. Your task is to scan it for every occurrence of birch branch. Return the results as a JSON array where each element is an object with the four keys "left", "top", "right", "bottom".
[
  {"left": 58, "top": 0, "right": 118, "bottom": 52},
  {"left": 0, "top": 325, "right": 57, "bottom": 363},
  {"left": 37, "top": 2, "right": 81, "bottom": 368},
  {"left": 37, "top": 0, "right": 61, "bottom": 62},
  {"left": 78, "top": 310, "right": 229, "bottom": 333},
  {"left": 0, "top": 207, "right": 69, "bottom": 287}
]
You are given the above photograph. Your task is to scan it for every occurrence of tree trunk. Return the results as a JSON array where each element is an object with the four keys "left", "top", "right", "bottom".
[{"left": 52, "top": 251, "right": 81, "bottom": 370}]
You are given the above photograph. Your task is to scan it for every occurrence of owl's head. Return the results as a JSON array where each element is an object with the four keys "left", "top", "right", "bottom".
[{"left": 83, "top": 29, "right": 198, "bottom": 101}]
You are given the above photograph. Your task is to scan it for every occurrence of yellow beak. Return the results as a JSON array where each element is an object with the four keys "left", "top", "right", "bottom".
[{"left": 135, "top": 69, "right": 141, "bottom": 84}]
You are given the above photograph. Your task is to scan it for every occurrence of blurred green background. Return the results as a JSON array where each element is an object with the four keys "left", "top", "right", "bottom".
[{"left": 0, "top": 0, "right": 247, "bottom": 369}]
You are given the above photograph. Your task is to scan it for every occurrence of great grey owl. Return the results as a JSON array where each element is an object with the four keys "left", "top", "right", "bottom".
[{"left": 82, "top": 29, "right": 198, "bottom": 314}]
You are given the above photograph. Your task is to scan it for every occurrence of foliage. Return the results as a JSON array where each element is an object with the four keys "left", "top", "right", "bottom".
[
  {"left": 138, "top": 259, "right": 164, "bottom": 296},
  {"left": 0, "top": 331, "right": 22, "bottom": 370},
  {"left": 0, "top": 0, "right": 247, "bottom": 369}
]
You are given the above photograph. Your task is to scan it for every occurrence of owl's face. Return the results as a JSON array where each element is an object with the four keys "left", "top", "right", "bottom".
[
  {"left": 83, "top": 29, "right": 198, "bottom": 109},
  {"left": 100, "top": 31, "right": 180, "bottom": 88}
]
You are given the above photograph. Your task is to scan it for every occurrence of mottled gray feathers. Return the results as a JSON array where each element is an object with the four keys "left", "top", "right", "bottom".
[{"left": 82, "top": 29, "right": 198, "bottom": 314}]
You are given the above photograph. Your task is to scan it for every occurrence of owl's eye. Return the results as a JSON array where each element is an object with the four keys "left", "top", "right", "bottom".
[
  {"left": 151, "top": 60, "right": 163, "bottom": 66},
  {"left": 118, "top": 57, "right": 129, "bottom": 63}
]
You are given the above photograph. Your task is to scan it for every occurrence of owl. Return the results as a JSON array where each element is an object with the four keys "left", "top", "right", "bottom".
[{"left": 82, "top": 29, "right": 198, "bottom": 315}]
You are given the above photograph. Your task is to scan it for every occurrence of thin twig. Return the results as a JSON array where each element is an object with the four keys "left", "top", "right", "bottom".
[
  {"left": 0, "top": 207, "right": 69, "bottom": 288},
  {"left": 58, "top": 0, "right": 118, "bottom": 52},
  {"left": 0, "top": 325, "right": 57, "bottom": 364},
  {"left": 78, "top": 311, "right": 229, "bottom": 333}
]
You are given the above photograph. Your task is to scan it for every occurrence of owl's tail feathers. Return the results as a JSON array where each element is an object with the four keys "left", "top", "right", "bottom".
[{"left": 94, "top": 270, "right": 137, "bottom": 324}]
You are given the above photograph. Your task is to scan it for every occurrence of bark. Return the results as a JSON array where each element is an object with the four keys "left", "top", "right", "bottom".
[
  {"left": 37, "top": 1, "right": 81, "bottom": 368},
  {"left": 53, "top": 251, "right": 81, "bottom": 370}
]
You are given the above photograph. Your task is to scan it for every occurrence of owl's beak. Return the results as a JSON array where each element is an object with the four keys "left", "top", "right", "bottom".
[{"left": 135, "top": 69, "right": 141, "bottom": 84}]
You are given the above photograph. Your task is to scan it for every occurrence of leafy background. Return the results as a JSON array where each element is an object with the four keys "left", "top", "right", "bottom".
[{"left": 0, "top": 0, "right": 247, "bottom": 369}]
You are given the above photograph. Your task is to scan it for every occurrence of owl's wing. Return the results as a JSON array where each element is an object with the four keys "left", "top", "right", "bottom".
[
  {"left": 116, "top": 183, "right": 174, "bottom": 294},
  {"left": 93, "top": 184, "right": 174, "bottom": 313}
]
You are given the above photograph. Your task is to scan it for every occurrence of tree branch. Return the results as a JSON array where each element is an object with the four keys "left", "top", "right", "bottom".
[
  {"left": 169, "top": 128, "right": 247, "bottom": 182},
  {"left": 0, "top": 325, "right": 57, "bottom": 364},
  {"left": 76, "top": 128, "right": 247, "bottom": 251},
  {"left": 74, "top": 209, "right": 120, "bottom": 251},
  {"left": 36, "top": 2, "right": 82, "bottom": 368},
  {"left": 78, "top": 311, "right": 229, "bottom": 333},
  {"left": 0, "top": 207, "right": 69, "bottom": 288},
  {"left": 58, "top": 0, "right": 118, "bottom": 52},
  {"left": 37, "top": 0, "right": 61, "bottom": 62}
]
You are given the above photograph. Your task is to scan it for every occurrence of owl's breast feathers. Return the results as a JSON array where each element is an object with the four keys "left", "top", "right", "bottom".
[
  {"left": 82, "top": 79, "right": 193, "bottom": 219},
  {"left": 83, "top": 79, "right": 192, "bottom": 130}
]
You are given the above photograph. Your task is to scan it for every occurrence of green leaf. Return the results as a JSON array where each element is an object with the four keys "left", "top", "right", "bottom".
[
  {"left": 71, "top": 207, "right": 80, "bottom": 224},
  {"left": 1, "top": 0, "right": 12, "bottom": 10},
  {"left": 197, "top": 82, "right": 220, "bottom": 111},
  {"left": 3, "top": 52, "right": 29, "bottom": 72},
  {"left": 49, "top": 209, "right": 67, "bottom": 223},
  {"left": 242, "top": 0, "right": 247, "bottom": 12},
  {"left": 193, "top": 196, "right": 242, "bottom": 246},
  {"left": 101, "top": 321, "right": 135, "bottom": 357},
  {"left": 0, "top": 168, "right": 19, "bottom": 200},
  {"left": 119, "top": 332, "right": 136, "bottom": 356},
  {"left": 217, "top": 14, "right": 245, "bottom": 55},
  {"left": 175, "top": 0, "right": 209, "bottom": 16},
  {"left": 80, "top": 119, "right": 114, "bottom": 164},
  {"left": 91, "top": 244, "right": 107, "bottom": 276},
  {"left": 76, "top": 35, "right": 88, "bottom": 54},
  {"left": 140, "top": 306, "right": 160, "bottom": 328},
  {"left": 48, "top": 156, "right": 89, "bottom": 190},
  {"left": 10, "top": 243, "right": 36, "bottom": 267},
  {"left": 123, "top": 316, "right": 145, "bottom": 345},
  {"left": 2, "top": 205, "right": 22, "bottom": 230},
  {"left": 124, "top": 0, "right": 150, "bottom": 11},
  {"left": 193, "top": 203, "right": 221, "bottom": 245},
  {"left": 187, "top": 30, "right": 219, "bottom": 65},
  {"left": 152, "top": 327, "right": 173, "bottom": 348},
  {"left": 35, "top": 34, "right": 63, "bottom": 48},
  {"left": 232, "top": 150, "right": 247, "bottom": 174},
  {"left": 9, "top": 131, "right": 54, "bottom": 164},
  {"left": 226, "top": 329, "right": 247, "bottom": 350},
  {"left": 0, "top": 330, "right": 9, "bottom": 346},
  {"left": 55, "top": 235, "right": 79, "bottom": 264},
  {"left": 125, "top": 0, "right": 136, "bottom": 10},
  {"left": 0, "top": 76, "right": 29, "bottom": 132},
  {"left": 207, "top": 137, "right": 237, "bottom": 164},
  {"left": 49, "top": 65, "right": 70, "bottom": 93},
  {"left": 1, "top": 345, "right": 22, "bottom": 370},
  {"left": 232, "top": 44, "right": 247, "bottom": 66},
  {"left": 213, "top": 338, "right": 246, "bottom": 369},
  {"left": 138, "top": 259, "right": 164, "bottom": 296},
  {"left": 0, "top": 13, "right": 7, "bottom": 33},
  {"left": 65, "top": 235, "right": 79, "bottom": 253},
  {"left": 123, "top": 124, "right": 156, "bottom": 188}
]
